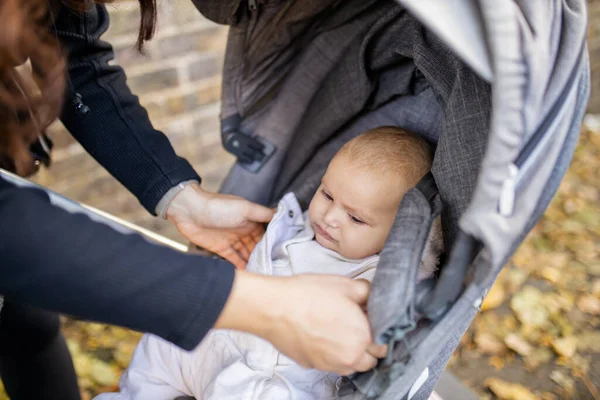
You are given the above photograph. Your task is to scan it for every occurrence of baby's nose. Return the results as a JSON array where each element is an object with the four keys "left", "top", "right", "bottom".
[{"left": 323, "top": 210, "right": 340, "bottom": 227}]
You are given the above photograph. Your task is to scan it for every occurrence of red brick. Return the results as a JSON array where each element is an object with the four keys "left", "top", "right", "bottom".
[
  {"left": 126, "top": 66, "right": 180, "bottom": 95},
  {"left": 187, "top": 54, "right": 221, "bottom": 82},
  {"left": 147, "top": 80, "right": 221, "bottom": 116},
  {"left": 113, "top": 43, "right": 154, "bottom": 68},
  {"left": 104, "top": 5, "right": 141, "bottom": 40},
  {"left": 156, "top": 25, "right": 223, "bottom": 59}
]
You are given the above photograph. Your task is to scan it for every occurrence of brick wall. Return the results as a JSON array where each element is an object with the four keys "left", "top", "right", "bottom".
[
  {"left": 32, "top": 1, "right": 599, "bottom": 245},
  {"left": 33, "top": 1, "right": 234, "bottom": 244}
]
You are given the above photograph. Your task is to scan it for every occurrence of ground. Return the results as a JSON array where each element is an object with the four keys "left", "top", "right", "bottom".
[
  {"left": 0, "top": 124, "right": 598, "bottom": 400},
  {"left": 448, "top": 122, "right": 600, "bottom": 400}
]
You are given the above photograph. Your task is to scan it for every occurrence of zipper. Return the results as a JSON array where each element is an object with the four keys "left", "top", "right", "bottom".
[
  {"left": 248, "top": 0, "right": 257, "bottom": 11},
  {"left": 498, "top": 41, "right": 584, "bottom": 217}
]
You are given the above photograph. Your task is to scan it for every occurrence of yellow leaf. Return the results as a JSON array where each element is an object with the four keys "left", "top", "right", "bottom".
[
  {"left": 481, "top": 282, "right": 506, "bottom": 311},
  {"left": 485, "top": 378, "right": 538, "bottom": 400},
  {"left": 90, "top": 359, "right": 118, "bottom": 387},
  {"left": 550, "top": 370, "right": 575, "bottom": 395},
  {"left": 488, "top": 356, "right": 505, "bottom": 370},
  {"left": 539, "top": 266, "right": 561, "bottom": 284},
  {"left": 592, "top": 279, "right": 600, "bottom": 297},
  {"left": 504, "top": 333, "right": 533, "bottom": 356},
  {"left": 577, "top": 295, "right": 600, "bottom": 315},
  {"left": 475, "top": 332, "right": 507, "bottom": 355},
  {"left": 510, "top": 286, "right": 550, "bottom": 327},
  {"left": 551, "top": 337, "right": 577, "bottom": 358}
]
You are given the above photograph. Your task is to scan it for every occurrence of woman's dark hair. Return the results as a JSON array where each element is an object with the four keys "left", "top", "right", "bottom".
[
  {"left": 0, "top": 0, "right": 66, "bottom": 175},
  {"left": 63, "top": 0, "right": 157, "bottom": 51}
]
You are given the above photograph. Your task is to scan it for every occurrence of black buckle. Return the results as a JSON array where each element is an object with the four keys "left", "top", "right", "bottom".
[{"left": 221, "top": 114, "right": 275, "bottom": 173}]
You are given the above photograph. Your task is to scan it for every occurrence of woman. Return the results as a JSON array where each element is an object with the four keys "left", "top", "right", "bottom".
[{"left": 0, "top": 1, "right": 385, "bottom": 399}]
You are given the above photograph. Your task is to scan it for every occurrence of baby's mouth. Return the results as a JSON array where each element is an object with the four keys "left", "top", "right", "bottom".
[{"left": 315, "top": 224, "right": 337, "bottom": 243}]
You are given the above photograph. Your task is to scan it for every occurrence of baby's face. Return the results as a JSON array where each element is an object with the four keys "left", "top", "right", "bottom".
[{"left": 308, "top": 154, "right": 409, "bottom": 259}]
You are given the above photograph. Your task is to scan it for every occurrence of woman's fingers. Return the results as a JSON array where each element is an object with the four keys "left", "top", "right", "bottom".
[
  {"left": 353, "top": 351, "right": 379, "bottom": 373},
  {"left": 232, "top": 240, "right": 250, "bottom": 262},
  {"left": 367, "top": 342, "right": 388, "bottom": 359},
  {"left": 221, "top": 247, "right": 247, "bottom": 270}
]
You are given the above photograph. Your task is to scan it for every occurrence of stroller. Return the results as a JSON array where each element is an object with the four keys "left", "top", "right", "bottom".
[
  {"left": 1, "top": 0, "right": 590, "bottom": 399},
  {"left": 209, "top": 0, "right": 590, "bottom": 398}
]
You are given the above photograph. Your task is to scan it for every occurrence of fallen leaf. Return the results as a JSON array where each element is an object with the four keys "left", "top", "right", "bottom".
[
  {"left": 549, "top": 312, "right": 574, "bottom": 337},
  {"left": 523, "top": 348, "right": 554, "bottom": 371},
  {"left": 544, "top": 291, "right": 574, "bottom": 314},
  {"left": 564, "top": 353, "right": 590, "bottom": 374},
  {"left": 551, "top": 337, "right": 577, "bottom": 358},
  {"left": 592, "top": 279, "right": 600, "bottom": 297},
  {"left": 90, "top": 359, "right": 118, "bottom": 387},
  {"left": 475, "top": 332, "right": 507, "bottom": 355},
  {"left": 510, "top": 286, "right": 550, "bottom": 327},
  {"left": 481, "top": 282, "right": 506, "bottom": 311},
  {"left": 520, "top": 324, "right": 544, "bottom": 344},
  {"left": 577, "top": 295, "right": 600, "bottom": 315},
  {"left": 539, "top": 334, "right": 555, "bottom": 347},
  {"left": 73, "top": 354, "right": 92, "bottom": 378},
  {"left": 485, "top": 378, "right": 538, "bottom": 400},
  {"left": 66, "top": 339, "right": 81, "bottom": 357},
  {"left": 506, "top": 269, "right": 530, "bottom": 293},
  {"left": 511, "top": 245, "right": 537, "bottom": 271},
  {"left": 540, "top": 266, "right": 561, "bottom": 284},
  {"left": 488, "top": 356, "right": 505, "bottom": 370},
  {"left": 550, "top": 370, "right": 575, "bottom": 395},
  {"left": 504, "top": 333, "right": 533, "bottom": 356}
]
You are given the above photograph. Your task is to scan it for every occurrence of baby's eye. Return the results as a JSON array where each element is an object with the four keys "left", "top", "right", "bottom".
[
  {"left": 349, "top": 215, "right": 365, "bottom": 225},
  {"left": 321, "top": 189, "right": 333, "bottom": 201}
]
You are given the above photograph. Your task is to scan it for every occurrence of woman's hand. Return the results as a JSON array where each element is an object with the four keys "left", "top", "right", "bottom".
[
  {"left": 214, "top": 270, "right": 387, "bottom": 375},
  {"left": 165, "top": 183, "right": 275, "bottom": 269}
]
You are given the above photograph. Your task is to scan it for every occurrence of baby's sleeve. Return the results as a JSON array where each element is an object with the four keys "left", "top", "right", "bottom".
[
  {"left": 354, "top": 265, "right": 377, "bottom": 282},
  {"left": 94, "top": 334, "right": 193, "bottom": 400}
]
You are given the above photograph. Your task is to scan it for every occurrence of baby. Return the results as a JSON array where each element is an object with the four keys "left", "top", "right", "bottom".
[{"left": 95, "top": 126, "right": 443, "bottom": 400}]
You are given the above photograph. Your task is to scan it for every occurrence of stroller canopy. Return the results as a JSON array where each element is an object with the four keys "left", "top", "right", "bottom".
[{"left": 192, "top": 0, "right": 590, "bottom": 398}]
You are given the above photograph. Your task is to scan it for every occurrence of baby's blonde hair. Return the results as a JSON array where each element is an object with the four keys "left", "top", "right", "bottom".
[{"left": 337, "top": 126, "right": 433, "bottom": 188}]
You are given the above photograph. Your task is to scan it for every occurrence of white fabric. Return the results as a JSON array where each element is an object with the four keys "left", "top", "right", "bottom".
[{"left": 95, "top": 193, "right": 440, "bottom": 400}]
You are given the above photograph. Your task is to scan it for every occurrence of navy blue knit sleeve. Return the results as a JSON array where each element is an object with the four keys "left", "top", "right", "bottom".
[
  {"left": 0, "top": 176, "right": 235, "bottom": 351},
  {"left": 53, "top": 4, "right": 201, "bottom": 215}
]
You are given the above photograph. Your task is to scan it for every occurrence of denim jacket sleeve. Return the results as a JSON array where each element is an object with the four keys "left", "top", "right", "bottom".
[{"left": 53, "top": 4, "right": 201, "bottom": 215}]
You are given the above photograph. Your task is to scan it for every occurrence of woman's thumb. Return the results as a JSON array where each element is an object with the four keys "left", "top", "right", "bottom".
[
  {"left": 347, "top": 279, "right": 371, "bottom": 304},
  {"left": 246, "top": 202, "right": 276, "bottom": 223}
]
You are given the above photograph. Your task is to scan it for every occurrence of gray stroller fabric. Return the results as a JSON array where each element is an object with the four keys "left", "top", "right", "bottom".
[
  {"left": 213, "top": 0, "right": 490, "bottom": 251},
  {"left": 189, "top": 0, "right": 590, "bottom": 398}
]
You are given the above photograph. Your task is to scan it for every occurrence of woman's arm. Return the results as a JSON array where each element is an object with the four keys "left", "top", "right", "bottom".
[
  {"left": 49, "top": 3, "right": 275, "bottom": 268},
  {"left": 0, "top": 176, "right": 234, "bottom": 351},
  {"left": 52, "top": 3, "right": 199, "bottom": 216}
]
